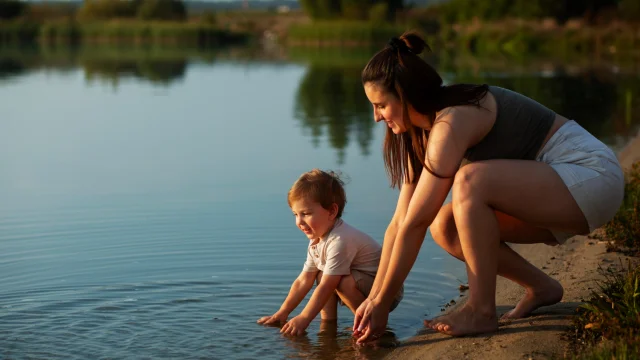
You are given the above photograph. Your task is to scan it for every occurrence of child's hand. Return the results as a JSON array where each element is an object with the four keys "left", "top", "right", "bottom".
[
  {"left": 280, "top": 315, "right": 311, "bottom": 336},
  {"left": 257, "top": 311, "right": 288, "bottom": 326}
]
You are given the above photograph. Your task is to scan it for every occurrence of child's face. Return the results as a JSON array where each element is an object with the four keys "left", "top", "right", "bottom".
[{"left": 290, "top": 198, "right": 337, "bottom": 241}]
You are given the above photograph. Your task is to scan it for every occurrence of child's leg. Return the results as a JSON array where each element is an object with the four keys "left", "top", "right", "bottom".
[
  {"left": 316, "top": 271, "right": 338, "bottom": 320},
  {"left": 335, "top": 273, "right": 367, "bottom": 314}
]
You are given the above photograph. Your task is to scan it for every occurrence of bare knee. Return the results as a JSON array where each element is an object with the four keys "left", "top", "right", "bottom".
[
  {"left": 336, "top": 274, "right": 356, "bottom": 294},
  {"left": 452, "top": 164, "right": 489, "bottom": 210},
  {"left": 431, "top": 205, "right": 458, "bottom": 250}
]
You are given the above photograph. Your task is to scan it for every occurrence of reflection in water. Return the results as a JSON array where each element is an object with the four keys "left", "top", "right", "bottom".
[
  {"left": 2, "top": 45, "right": 640, "bottom": 360},
  {"left": 447, "top": 69, "right": 627, "bottom": 143},
  {"left": 291, "top": 55, "right": 639, "bottom": 164},
  {"left": 0, "top": 58, "right": 25, "bottom": 79},
  {"left": 294, "top": 65, "right": 375, "bottom": 165},
  {"left": 282, "top": 320, "right": 397, "bottom": 360},
  {"left": 2, "top": 46, "right": 638, "bottom": 158},
  {"left": 83, "top": 57, "right": 187, "bottom": 86}
]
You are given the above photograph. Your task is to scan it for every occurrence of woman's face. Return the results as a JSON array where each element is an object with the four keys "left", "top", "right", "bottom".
[{"left": 364, "top": 82, "right": 407, "bottom": 134}]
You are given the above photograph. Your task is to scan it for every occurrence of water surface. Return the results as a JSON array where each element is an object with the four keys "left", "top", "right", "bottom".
[{"left": 1, "top": 46, "right": 638, "bottom": 359}]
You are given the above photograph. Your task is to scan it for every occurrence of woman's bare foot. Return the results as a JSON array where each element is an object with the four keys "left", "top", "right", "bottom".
[
  {"left": 424, "top": 304, "right": 498, "bottom": 336},
  {"left": 502, "top": 278, "right": 563, "bottom": 319}
]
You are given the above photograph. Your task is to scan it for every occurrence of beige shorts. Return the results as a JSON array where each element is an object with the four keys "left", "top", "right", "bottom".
[
  {"left": 341, "top": 269, "right": 404, "bottom": 312},
  {"left": 536, "top": 120, "right": 625, "bottom": 244}
]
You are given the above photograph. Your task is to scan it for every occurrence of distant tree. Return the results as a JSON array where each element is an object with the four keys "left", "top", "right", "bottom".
[
  {"left": 555, "top": 0, "right": 619, "bottom": 24},
  {"left": 299, "top": 0, "right": 402, "bottom": 21},
  {"left": 430, "top": 0, "right": 617, "bottom": 24},
  {"left": 136, "top": 0, "right": 186, "bottom": 21},
  {"left": 77, "top": 0, "right": 186, "bottom": 21},
  {"left": 619, "top": 0, "right": 640, "bottom": 22},
  {"left": 77, "top": 0, "right": 137, "bottom": 20},
  {"left": 0, "top": 0, "right": 27, "bottom": 20}
]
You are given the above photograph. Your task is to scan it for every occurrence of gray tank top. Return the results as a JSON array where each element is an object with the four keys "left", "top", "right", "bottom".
[{"left": 463, "top": 86, "right": 556, "bottom": 163}]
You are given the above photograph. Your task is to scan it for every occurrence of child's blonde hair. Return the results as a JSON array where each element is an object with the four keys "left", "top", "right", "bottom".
[{"left": 287, "top": 169, "right": 347, "bottom": 218}]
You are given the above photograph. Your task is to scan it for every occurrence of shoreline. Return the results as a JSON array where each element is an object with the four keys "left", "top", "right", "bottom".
[{"left": 383, "top": 131, "right": 640, "bottom": 360}]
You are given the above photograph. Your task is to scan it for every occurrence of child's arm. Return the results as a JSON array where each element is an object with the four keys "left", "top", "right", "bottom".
[
  {"left": 280, "top": 273, "right": 341, "bottom": 336},
  {"left": 257, "top": 270, "right": 316, "bottom": 326}
]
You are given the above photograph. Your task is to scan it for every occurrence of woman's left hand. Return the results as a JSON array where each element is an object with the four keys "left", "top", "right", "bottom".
[{"left": 354, "top": 299, "right": 389, "bottom": 344}]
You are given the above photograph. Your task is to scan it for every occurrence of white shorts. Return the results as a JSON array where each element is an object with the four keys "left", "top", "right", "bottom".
[{"left": 536, "top": 120, "right": 625, "bottom": 244}]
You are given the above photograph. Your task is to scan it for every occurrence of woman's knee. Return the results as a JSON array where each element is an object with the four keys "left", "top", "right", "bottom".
[
  {"left": 452, "top": 164, "right": 489, "bottom": 207},
  {"left": 431, "top": 205, "right": 457, "bottom": 248}
]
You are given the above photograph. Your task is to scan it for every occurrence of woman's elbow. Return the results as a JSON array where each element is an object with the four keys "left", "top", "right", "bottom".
[{"left": 399, "top": 219, "right": 430, "bottom": 238}]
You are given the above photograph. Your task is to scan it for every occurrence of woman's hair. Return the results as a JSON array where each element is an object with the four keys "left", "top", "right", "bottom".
[
  {"left": 287, "top": 169, "right": 347, "bottom": 218},
  {"left": 362, "top": 30, "right": 489, "bottom": 188}
]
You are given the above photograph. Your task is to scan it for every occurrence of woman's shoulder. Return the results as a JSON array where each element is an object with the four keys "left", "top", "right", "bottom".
[{"left": 429, "top": 92, "right": 498, "bottom": 158}]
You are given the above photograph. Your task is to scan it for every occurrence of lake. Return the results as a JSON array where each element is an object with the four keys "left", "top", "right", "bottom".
[{"left": 1, "top": 45, "right": 638, "bottom": 360}]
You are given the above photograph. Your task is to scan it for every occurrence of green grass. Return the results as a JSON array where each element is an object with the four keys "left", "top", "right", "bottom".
[
  {"left": 577, "top": 340, "right": 640, "bottom": 360},
  {"left": 603, "top": 161, "right": 640, "bottom": 255},
  {"left": 570, "top": 161, "right": 640, "bottom": 359},
  {"left": 287, "top": 21, "right": 404, "bottom": 47}
]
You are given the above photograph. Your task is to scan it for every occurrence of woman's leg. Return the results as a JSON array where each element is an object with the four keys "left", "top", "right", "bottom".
[
  {"left": 430, "top": 203, "right": 564, "bottom": 320},
  {"left": 316, "top": 272, "right": 338, "bottom": 320},
  {"left": 335, "top": 274, "right": 366, "bottom": 314},
  {"left": 427, "top": 160, "right": 589, "bottom": 336}
]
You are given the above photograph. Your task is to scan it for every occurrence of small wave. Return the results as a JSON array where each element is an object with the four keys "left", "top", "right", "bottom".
[{"left": 171, "top": 298, "right": 205, "bottom": 304}]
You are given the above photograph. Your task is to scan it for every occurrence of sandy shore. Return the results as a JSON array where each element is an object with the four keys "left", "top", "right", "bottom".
[{"left": 383, "top": 129, "right": 640, "bottom": 360}]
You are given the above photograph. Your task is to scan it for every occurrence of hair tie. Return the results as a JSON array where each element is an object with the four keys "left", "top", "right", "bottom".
[{"left": 388, "top": 37, "right": 411, "bottom": 53}]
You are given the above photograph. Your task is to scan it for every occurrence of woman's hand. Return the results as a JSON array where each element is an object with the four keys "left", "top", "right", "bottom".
[
  {"left": 280, "top": 315, "right": 311, "bottom": 336},
  {"left": 353, "top": 297, "right": 373, "bottom": 336},
  {"left": 257, "top": 311, "right": 288, "bottom": 326},
  {"left": 353, "top": 298, "right": 389, "bottom": 344}
]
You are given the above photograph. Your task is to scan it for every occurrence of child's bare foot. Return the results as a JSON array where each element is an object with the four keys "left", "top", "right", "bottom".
[
  {"left": 501, "top": 279, "right": 563, "bottom": 319},
  {"left": 424, "top": 304, "right": 498, "bottom": 336}
]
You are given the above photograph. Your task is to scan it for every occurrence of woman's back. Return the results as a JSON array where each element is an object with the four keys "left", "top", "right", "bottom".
[{"left": 463, "top": 86, "right": 556, "bottom": 163}]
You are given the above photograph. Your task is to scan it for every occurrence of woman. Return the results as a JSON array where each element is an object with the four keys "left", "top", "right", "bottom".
[{"left": 352, "top": 31, "right": 624, "bottom": 342}]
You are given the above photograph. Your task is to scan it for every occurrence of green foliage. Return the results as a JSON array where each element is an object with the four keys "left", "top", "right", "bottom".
[
  {"left": 288, "top": 21, "right": 402, "bottom": 45},
  {"left": 77, "top": 0, "right": 186, "bottom": 21},
  {"left": 571, "top": 260, "right": 640, "bottom": 358},
  {"left": 427, "top": 0, "right": 619, "bottom": 24},
  {"left": 136, "top": 0, "right": 186, "bottom": 21},
  {"left": 368, "top": 2, "right": 388, "bottom": 24},
  {"left": 300, "top": 0, "right": 401, "bottom": 22},
  {"left": 299, "top": 0, "right": 341, "bottom": 20},
  {"left": 0, "top": 21, "right": 39, "bottom": 45},
  {"left": 341, "top": 0, "right": 369, "bottom": 20},
  {"left": 576, "top": 341, "right": 640, "bottom": 360},
  {"left": 0, "top": 0, "right": 27, "bottom": 20},
  {"left": 77, "top": 0, "right": 137, "bottom": 20},
  {"left": 619, "top": 0, "right": 640, "bottom": 22},
  {"left": 200, "top": 10, "right": 216, "bottom": 25},
  {"left": 604, "top": 161, "right": 640, "bottom": 253}
]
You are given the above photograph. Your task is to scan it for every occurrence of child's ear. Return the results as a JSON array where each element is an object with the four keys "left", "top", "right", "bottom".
[{"left": 330, "top": 203, "right": 339, "bottom": 218}]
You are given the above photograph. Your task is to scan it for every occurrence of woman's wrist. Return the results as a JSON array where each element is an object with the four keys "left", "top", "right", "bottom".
[{"left": 372, "top": 291, "right": 393, "bottom": 310}]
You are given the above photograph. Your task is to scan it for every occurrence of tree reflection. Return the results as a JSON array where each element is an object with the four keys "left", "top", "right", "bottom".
[
  {"left": 294, "top": 54, "right": 640, "bottom": 162},
  {"left": 294, "top": 65, "right": 375, "bottom": 165},
  {"left": 83, "top": 57, "right": 186, "bottom": 86}
]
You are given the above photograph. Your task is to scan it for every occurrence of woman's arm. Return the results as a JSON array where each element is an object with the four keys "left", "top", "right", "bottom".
[
  {"left": 375, "top": 111, "right": 478, "bottom": 309},
  {"left": 368, "top": 173, "right": 417, "bottom": 300}
]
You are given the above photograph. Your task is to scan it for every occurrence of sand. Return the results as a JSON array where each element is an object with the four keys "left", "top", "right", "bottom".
[{"left": 382, "top": 129, "right": 640, "bottom": 360}]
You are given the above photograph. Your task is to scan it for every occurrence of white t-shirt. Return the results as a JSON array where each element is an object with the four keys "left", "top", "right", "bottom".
[{"left": 302, "top": 220, "right": 381, "bottom": 276}]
